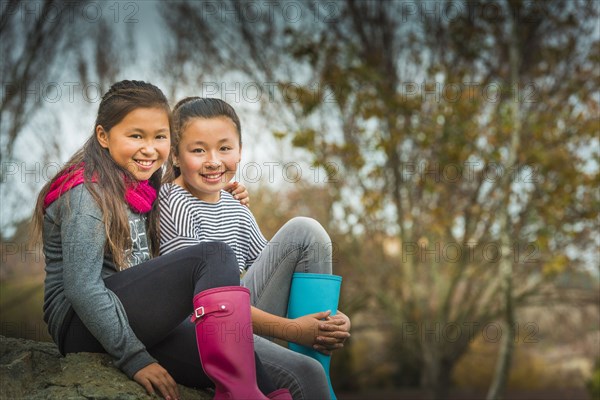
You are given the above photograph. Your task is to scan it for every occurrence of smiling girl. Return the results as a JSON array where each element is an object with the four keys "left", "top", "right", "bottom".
[
  {"left": 159, "top": 97, "right": 352, "bottom": 400},
  {"left": 33, "top": 81, "right": 287, "bottom": 400}
]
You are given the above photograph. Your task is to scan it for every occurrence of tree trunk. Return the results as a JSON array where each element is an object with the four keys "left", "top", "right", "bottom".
[
  {"left": 486, "top": 4, "right": 522, "bottom": 399},
  {"left": 421, "top": 347, "right": 452, "bottom": 400}
]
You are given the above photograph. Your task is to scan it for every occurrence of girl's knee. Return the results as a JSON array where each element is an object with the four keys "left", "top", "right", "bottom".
[
  {"left": 203, "top": 241, "right": 236, "bottom": 262},
  {"left": 298, "top": 354, "right": 326, "bottom": 377},
  {"left": 185, "top": 241, "right": 235, "bottom": 263},
  {"left": 187, "top": 242, "right": 239, "bottom": 285},
  {"left": 286, "top": 217, "right": 331, "bottom": 244},
  {"left": 207, "top": 242, "right": 238, "bottom": 276}
]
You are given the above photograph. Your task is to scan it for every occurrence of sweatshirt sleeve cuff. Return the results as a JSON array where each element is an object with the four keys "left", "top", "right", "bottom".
[{"left": 120, "top": 350, "right": 158, "bottom": 379}]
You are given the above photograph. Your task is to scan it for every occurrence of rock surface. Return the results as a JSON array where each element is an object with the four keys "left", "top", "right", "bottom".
[{"left": 0, "top": 335, "right": 212, "bottom": 399}]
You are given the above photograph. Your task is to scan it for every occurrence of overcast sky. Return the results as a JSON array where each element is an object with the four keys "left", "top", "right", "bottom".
[{"left": 1, "top": 1, "right": 314, "bottom": 235}]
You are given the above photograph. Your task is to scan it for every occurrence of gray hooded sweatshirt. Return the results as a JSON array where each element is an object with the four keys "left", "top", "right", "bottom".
[{"left": 42, "top": 184, "right": 156, "bottom": 378}]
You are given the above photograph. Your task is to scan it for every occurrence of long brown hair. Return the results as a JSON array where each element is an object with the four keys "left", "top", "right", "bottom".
[
  {"left": 163, "top": 97, "right": 242, "bottom": 182},
  {"left": 33, "top": 80, "right": 171, "bottom": 269}
]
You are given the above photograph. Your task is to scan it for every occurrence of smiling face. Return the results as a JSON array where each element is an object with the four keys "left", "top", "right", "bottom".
[
  {"left": 96, "top": 107, "right": 171, "bottom": 181},
  {"left": 173, "top": 117, "right": 241, "bottom": 203}
]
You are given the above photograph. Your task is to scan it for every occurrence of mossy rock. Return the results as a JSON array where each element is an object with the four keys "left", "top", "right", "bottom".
[{"left": 0, "top": 335, "right": 211, "bottom": 399}]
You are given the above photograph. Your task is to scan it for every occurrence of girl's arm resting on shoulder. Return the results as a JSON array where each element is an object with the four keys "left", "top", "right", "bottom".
[
  {"left": 224, "top": 181, "right": 250, "bottom": 206},
  {"left": 250, "top": 306, "right": 350, "bottom": 353},
  {"left": 61, "top": 208, "right": 156, "bottom": 379}
]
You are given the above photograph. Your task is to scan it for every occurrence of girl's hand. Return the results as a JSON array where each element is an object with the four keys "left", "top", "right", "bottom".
[
  {"left": 224, "top": 181, "right": 250, "bottom": 207},
  {"left": 289, "top": 311, "right": 351, "bottom": 355},
  {"left": 133, "top": 363, "right": 180, "bottom": 400},
  {"left": 313, "top": 310, "right": 352, "bottom": 355},
  {"left": 289, "top": 311, "right": 332, "bottom": 348}
]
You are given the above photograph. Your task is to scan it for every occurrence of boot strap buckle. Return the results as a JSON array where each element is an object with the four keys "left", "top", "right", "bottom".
[{"left": 191, "top": 303, "right": 229, "bottom": 323}]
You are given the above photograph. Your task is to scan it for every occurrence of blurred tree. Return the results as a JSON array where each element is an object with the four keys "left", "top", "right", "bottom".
[
  {"left": 0, "top": 0, "right": 126, "bottom": 234},
  {"left": 4, "top": 0, "right": 72, "bottom": 159},
  {"left": 161, "top": 0, "right": 599, "bottom": 398}
]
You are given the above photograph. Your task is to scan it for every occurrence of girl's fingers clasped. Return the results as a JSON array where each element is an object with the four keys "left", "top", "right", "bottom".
[{"left": 312, "top": 313, "right": 351, "bottom": 353}]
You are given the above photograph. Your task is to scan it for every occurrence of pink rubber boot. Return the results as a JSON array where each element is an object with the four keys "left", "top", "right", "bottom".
[{"left": 192, "top": 286, "right": 267, "bottom": 400}]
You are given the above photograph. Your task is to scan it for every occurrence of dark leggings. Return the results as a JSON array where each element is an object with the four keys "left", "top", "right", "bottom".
[{"left": 61, "top": 242, "right": 276, "bottom": 393}]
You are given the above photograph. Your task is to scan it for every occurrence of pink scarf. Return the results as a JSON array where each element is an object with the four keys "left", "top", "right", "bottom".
[{"left": 43, "top": 164, "right": 157, "bottom": 214}]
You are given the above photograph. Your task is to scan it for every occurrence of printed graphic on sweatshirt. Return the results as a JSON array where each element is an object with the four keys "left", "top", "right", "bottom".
[{"left": 126, "top": 213, "right": 150, "bottom": 267}]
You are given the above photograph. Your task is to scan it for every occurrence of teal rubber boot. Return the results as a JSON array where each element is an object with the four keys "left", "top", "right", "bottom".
[{"left": 287, "top": 273, "right": 342, "bottom": 400}]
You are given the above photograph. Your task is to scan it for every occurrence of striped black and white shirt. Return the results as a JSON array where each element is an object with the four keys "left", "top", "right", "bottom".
[{"left": 159, "top": 183, "right": 267, "bottom": 272}]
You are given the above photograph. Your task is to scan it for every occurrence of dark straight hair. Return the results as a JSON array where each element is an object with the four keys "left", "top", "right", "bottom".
[{"left": 33, "top": 80, "right": 172, "bottom": 269}]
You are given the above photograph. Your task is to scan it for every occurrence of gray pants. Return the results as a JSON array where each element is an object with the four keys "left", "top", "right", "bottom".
[{"left": 241, "top": 217, "right": 333, "bottom": 400}]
